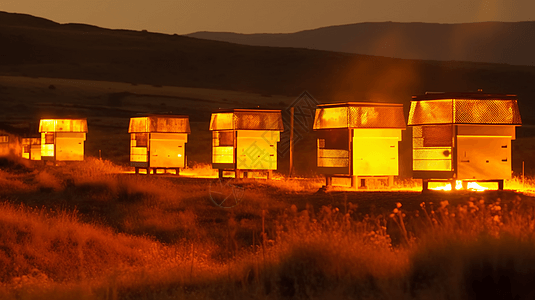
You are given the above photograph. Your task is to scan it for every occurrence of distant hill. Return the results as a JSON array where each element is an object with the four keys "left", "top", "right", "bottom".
[
  {"left": 1, "top": 11, "right": 535, "bottom": 124},
  {"left": 188, "top": 21, "right": 535, "bottom": 66}
]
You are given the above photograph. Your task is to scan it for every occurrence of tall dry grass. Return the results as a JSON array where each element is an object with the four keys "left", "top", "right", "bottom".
[{"left": 2, "top": 157, "right": 535, "bottom": 299}]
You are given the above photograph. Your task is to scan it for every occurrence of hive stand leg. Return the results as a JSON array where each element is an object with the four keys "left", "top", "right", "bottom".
[
  {"left": 135, "top": 167, "right": 139, "bottom": 174},
  {"left": 175, "top": 168, "right": 180, "bottom": 176},
  {"left": 422, "top": 180, "right": 429, "bottom": 191},
  {"left": 236, "top": 170, "right": 241, "bottom": 180},
  {"left": 267, "top": 170, "right": 272, "bottom": 180},
  {"left": 498, "top": 180, "right": 504, "bottom": 191},
  {"left": 350, "top": 176, "right": 357, "bottom": 189},
  {"left": 360, "top": 178, "right": 367, "bottom": 189},
  {"left": 218, "top": 169, "right": 224, "bottom": 179},
  {"left": 388, "top": 176, "right": 394, "bottom": 187},
  {"left": 325, "top": 176, "right": 332, "bottom": 187}
]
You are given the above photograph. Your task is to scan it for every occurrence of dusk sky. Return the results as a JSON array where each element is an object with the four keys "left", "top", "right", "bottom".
[{"left": 3, "top": 0, "right": 535, "bottom": 34}]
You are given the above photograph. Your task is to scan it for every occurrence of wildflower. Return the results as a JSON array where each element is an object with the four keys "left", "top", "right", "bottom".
[
  {"left": 393, "top": 208, "right": 399, "bottom": 214},
  {"left": 396, "top": 202, "right": 402, "bottom": 208}
]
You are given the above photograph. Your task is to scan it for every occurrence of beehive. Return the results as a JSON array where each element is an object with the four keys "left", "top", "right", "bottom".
[
  {"left": 21, "top": 137, "right": 41, "bottom": 160},
  {"left": 408, "top": 92, "right": 522, "bottom": 190},
  {"left": 210, "top": 109, "right": 283, "bottom": 179},
  {"left": 128, "top": 115, "right": 190, "bottom": 174},
  {"left": 39, "top": 119, "right": 88, "bottom": 162},
  {"left": 313, "top": 102, "right": 406, "bottom": 188}
]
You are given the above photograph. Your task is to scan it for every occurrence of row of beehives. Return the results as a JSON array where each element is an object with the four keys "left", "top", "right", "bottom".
[{"left": 10, "top": 92, "right": 522, "bottom": 189}]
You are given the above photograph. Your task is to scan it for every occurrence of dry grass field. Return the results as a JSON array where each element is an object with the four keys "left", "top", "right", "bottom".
[{"left": 2, "top": 157, "right": 535, "bottom": 299}]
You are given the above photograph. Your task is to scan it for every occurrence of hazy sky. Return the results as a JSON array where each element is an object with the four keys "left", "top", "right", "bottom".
[{"left": 3, "top": 0, "right": 535, "bottom": 34}]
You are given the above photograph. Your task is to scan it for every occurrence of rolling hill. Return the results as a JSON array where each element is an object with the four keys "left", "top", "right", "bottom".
[
  {"left": 188, "top": 21, "right": 535, "bottom": 66},
  {"left": 1, "top": 11, "right": 535, "bottom": 125}
]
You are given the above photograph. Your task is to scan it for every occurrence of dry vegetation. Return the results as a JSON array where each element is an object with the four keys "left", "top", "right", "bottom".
[{"left": 1, "top": 156, "right": 535, "bottom": 299}]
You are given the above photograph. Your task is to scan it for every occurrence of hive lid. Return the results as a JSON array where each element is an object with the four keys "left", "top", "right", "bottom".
[
  {"left": 408, "top": 93, "right": 522, "bottom": 125},
  {"left": 128, "top": 115, "right": 190, "bottom": 133},
  {"left": 210, "top": 109, "right": 284, "bottom": 131},
  {"left": 313, "top": 102, "right": 406, "bottom": 130},
  {"left": 39, "top": 119, "right": 88, "bottom": 133}
]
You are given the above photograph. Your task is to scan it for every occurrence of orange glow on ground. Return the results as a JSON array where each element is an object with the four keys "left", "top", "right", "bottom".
[{"left": 429, "top": 180, "right": 495, "bottom": 191}]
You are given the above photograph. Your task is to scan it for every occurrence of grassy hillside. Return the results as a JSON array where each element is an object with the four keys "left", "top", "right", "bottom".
[{"left": 1, "top": 11, "right": 535, "bottom": 122}]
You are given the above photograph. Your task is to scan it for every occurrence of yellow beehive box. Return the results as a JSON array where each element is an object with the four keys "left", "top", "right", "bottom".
[
  {"left": 39, "top": 119, "right": 88, "bottom": 162},
  {"left": 21, "top": 137, "right": 41, "bottom": 160},
  {"left": 408, "top": 92, "right": 522, "bottom": 190},
  {"left": 128, "top": 115, "right": 190, "bottom": 174},
  {"left": 210, "top": 109, "right": 284, "bottom": 178},
  {"left": 313, "top": 102, "right": 406, "bottom": 188}
]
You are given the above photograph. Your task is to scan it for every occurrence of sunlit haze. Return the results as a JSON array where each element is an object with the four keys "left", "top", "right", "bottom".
[{"left": 3, "top": 0, "right": 535, "bottom": 34}]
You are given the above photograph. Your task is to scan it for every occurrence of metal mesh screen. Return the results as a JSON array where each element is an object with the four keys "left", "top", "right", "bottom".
[
  {"left": 408, "top": 100, "right": 453, "bottom": 125},
  {"left": 39, "top": 119, "right": 88, "bottom": 133},
  {"left": 129, "top": 117, "right": 148, "bottom": 133},
  {"left": 129, "top": 116, "right": 190, "bottom": 133},
  {"left": 210, "top": 111, "right": 283, "bottom": 131},
  {"left": 422, "top": 125, "right": 453, "bottom": 147},
  {"left": 234, "top": 112, "right": 283, "bottom": 130},
  {"left": 349, "top": 106, "right": 405, "bottom": 128},
  {"left": 313, "top": 104, "right": 405, "bottom": 129},
  {"left": 454, "top": 99, "right": 522, "bottom": 124},
  {"left": 409, "top": 99, "right": 522, "bottom": 125},
  {"left": 313, "top": 107, "right": 349, "bottom": 129},
  {"left": 148, "top": 116, "right": 190, "bottom": 133}
]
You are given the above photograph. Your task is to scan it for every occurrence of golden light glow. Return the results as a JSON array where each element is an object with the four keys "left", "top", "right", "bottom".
[
  {"left": 466, "top": 182, "right": 490, "bottom": 191},
  {"left": 429, "top": 181, "right": 454, "bottom": 191},
  {"left": 429, "top": 180, "right": 492, "bottom": 191}
]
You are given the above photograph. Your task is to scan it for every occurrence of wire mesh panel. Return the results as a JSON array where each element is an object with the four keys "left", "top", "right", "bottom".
[
  {"left": 210, "top": 113, "right": 234, "bottom": 130},
  {"left": 210, "top": 111, "right": 283, "bottom": 131},
  {"left": 148, "top": 116, "right": 190, "bottom": 133},
  {"left": 348, "top": 106, "right": 406, "bottom": 128},
  {"left": 408, "top": 100, "right": 453, "bottom": 125},
  {"left": 314, "top": 103, "right": 405, "bottom": 129},
  {"left": 234, "top": 111, "right": 283, "bottom": 130},
  {"left": 422, "top": 125, "right": 453, "bottom": 147},
  {"left": 129, "top": 117, "right": 148, "bottom": 133},
  {"left": 129, "top": 116, "right": 190, "bottom": 133},
  {"left": 408, "top": 97, "right": 522, "bottom": 125},
  {"left": 454, "top": 99, "right": 522, "bottom": 124},
  {"left": 313, "top": 107, "right": 349, "bottom": 129},
  {"left": 39, "top": 119, "right": 88, "bottom": 133}
]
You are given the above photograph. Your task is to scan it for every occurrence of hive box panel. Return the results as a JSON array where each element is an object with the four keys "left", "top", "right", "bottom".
[
  {"left": 55, "top": 132, "right": 86, "bottom": 161},
  {"left": 456, "top": 136, "right": 511, "bottom": 180},
  {"left": 353, "top": 128, "right": 400, "bottom": 176},
  {"left": 149, "top": 133, "right": 187, "bottom": 168},
  {"left": 236, "top": 131, "right": 279, "bottom": 170}
]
